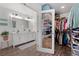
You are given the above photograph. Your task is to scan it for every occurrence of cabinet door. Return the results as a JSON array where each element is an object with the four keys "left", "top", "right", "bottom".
[
  {"left": 13, "top": 33, "right": 20, "bottom": 45},
  {"left": 12, "top": 18, "right": 23, "bottom": 45},
  {"left": 20, "top": 33, "right": 27, "bottom": 44}
]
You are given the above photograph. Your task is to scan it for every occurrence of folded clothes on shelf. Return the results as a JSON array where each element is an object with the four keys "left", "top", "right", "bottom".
[
  {"left": 73, "top": 50, "right": 79, "bottom": 56},
  {"left": 73, "top": 39, "right": 79, "bottom": 44},
  {"left": 72, "top": 27, "right": 79, "bottom": 31},
  {"left": 75, "top": 35, "right": 79, "bottom": 38},
  {"left": 73, "top": 44, "right": 79, "bottom": 49}
]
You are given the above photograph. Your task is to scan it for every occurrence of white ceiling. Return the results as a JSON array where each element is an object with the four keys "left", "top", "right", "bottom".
[
  {"left": 49, "top": 3, "right": 76, "bottom": 14},
  {"left": 25, "top": 3, "right": 76, "bottom": 14}
]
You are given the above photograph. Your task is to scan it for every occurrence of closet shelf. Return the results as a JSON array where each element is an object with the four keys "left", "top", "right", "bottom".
[
  {"left": 72, "top": 49, "right": 79, "bottom": 52},
  {"left": 72, "top": 50, "right": 79, "bottom": 56},
  {"left": 71, "top": 30, "right": 79, "bottom": 56},
  {"left": 72, "top": 36, "right": 79, "bottom": 40},
  {"left": 72, "top": 54, "right": 77, "bottom": 56},
  {"left": 72, "top": 40, "right": 79, "bottom": 46},
  {"left": 73, "top": 31, "right": 79, "bottom": 33}
]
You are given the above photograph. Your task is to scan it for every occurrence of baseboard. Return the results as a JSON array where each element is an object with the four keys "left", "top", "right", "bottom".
[
  {"left": 0, "top": 40, "right": 35, "bottom": 50},
  {"left": 15, "top": 40, "right": 35, "bottom": 47}
]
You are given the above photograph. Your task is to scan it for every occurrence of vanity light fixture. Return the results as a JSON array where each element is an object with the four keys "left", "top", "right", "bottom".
[
  {"left": 9, "top": 14, "right": 23, "bottom": 19},
  {"left": 24, "top": 17, "right": 32, "bottom": 21}
]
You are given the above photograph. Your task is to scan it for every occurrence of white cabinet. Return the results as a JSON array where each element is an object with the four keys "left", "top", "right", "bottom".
[
  {"left": 12, "top": 33, "right": 19, "bottom": 45},
  {"left": 11, "top": 17, "right": 36, "bottom": 46},
  {"left": 12, "top": 32, "right": 35, "bottom": 46},
  {"left": 0, "top": 4, "right": 37, "bottom": 49}
]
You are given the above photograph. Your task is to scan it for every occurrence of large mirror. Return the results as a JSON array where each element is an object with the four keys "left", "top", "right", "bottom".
[{"left": 42, "top": 12, "right": 52, "bottom": 49}]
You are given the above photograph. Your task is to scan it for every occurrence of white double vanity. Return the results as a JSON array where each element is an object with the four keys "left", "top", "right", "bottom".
[{"left": 0, "top": 4, "right": 37, "bottom": 49}]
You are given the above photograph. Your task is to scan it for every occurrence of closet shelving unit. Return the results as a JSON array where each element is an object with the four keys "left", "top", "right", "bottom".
[{"left": 71, "top": 28, "right": 79, "bottom": 56}]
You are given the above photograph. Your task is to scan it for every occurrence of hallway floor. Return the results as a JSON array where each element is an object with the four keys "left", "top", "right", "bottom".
[{"left": 0, "top": 44, "right": 71, "bottom": 56}]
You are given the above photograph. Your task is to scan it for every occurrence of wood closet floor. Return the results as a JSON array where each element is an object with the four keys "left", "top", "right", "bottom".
[{"left": 0, "top": 44, "right": 71, "bottom": 56}]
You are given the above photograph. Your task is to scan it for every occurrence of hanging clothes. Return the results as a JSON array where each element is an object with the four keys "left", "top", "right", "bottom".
[
  {"left": 64, "top": 18, "right": 67, "bottom": 31},
  {"left": 63, "top": 31, "right": 68, "bottom": 45},
  {"left": 68, "top": 4, "right": 79, "bottom": 28},
  {"left": 55, "top": 20, "right": 61, "bottom": 30},
  {"left": 62, "top": 18, "right": 68, "bottom": 45},
  {"left": 55, "top": 19, "right": 60, "bottom": 44}
]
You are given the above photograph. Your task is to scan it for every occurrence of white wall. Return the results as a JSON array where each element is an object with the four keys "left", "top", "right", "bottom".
[
  {"left": 24, "top": 3, "right": 42, "bottom": 49},
  {"left": 0, "top": 3, "right": 37, "bottom": 16},
  {"left": 0, "top": 3, "right": 37, "bottom": 49},
  {"left": 0, "top": 3, "right": 37, "bottom": 32},
  {"left": 60, "top": 12, "right": 69, "bottom": 18}
]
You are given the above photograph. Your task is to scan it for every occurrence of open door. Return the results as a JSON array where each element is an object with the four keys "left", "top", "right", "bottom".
[{"left": 37, "top": 9, "right": 55, "bottom": 54}]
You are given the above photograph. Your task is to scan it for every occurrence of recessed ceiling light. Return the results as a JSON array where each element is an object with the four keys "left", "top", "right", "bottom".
[{"left": 61, "top": 6, "right": 65, "bottom": 9}]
